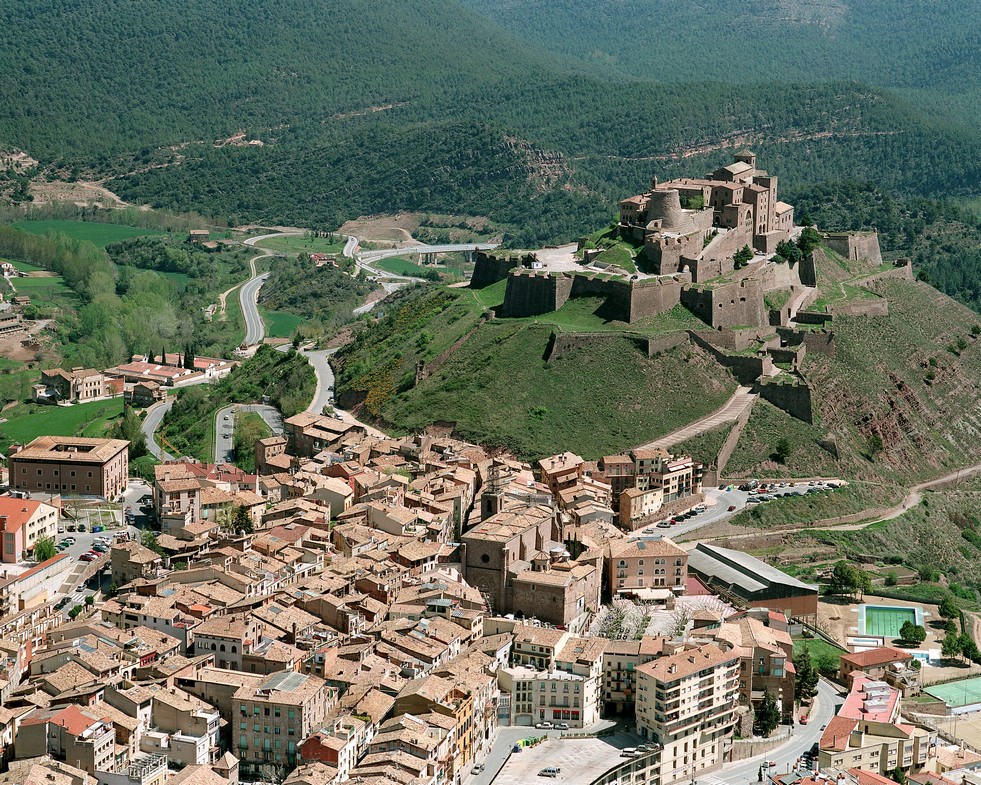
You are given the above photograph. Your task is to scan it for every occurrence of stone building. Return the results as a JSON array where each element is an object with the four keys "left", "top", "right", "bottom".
[
  {"left": 462, "top": 504, "right": 601, "bottom": 628},
  {"left": 0, "top": 496, "right": 59, "bottom": 563},
  {"left": 9, "top": 436, "right": 129, "bottom": 499},
  {"left": 608, "top": 536, "right": 687, "bottom": 600}
]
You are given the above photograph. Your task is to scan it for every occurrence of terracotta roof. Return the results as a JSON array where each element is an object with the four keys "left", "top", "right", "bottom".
[
  {"left": 12, "top": 436, "right": 128, "bottom": 463},
  {"left": 820, "top": 714, "right": 859, "bottom": 751},
  {"left": 840, "top": 646, "right": 912, "bottom": 668},
  {"left": 637, "top": 643, "right": 735, "bottom": 683}
]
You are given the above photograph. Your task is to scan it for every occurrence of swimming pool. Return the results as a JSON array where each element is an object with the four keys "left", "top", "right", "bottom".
[{"left": 859, "top": 604, "right": 924, "bottom": 638}]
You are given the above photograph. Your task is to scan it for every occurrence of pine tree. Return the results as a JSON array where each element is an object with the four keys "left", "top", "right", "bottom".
[
  {"left": 794, "top": 645, "right": 819, "bottom": 702},
  {"left": 753, "top": 688, "right": 781, "bottom": 737}
]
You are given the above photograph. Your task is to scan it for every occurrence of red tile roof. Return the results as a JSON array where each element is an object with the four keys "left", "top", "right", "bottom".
[
  {"left": 0, "top": 498, "right": 45, "bottom": 534},
  {"left": 840, "top": 646, "right": 912, "bottom": 668}
]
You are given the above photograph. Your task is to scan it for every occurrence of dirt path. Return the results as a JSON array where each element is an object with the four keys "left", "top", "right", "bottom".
[
  {"left": 216, "top": 251, "right": 263, "bottom": 321},
  {"left": 634, "top": 386, "right": 757, "bottom": 450}
]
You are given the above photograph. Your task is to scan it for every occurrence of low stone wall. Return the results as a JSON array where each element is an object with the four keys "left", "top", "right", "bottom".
[
  {"left": 689, "top": 331, "right": 774, "bottom": 385},
  {"left": 731, "top": 730, "right": 792, "bottom": 762},
  {"left": 716, "top": 400, "right": 755, "bottom": 479},
  {"left": 795, "top": 310, "right": 834, "bottom": 326},
  {"left": 645, "top": 332, "right": 690, "bottom": 356},
  {"left": 544, "top": 331, "right": 652, "bottom": 363},
  {"left": 822, "top": 231, "right": 883, "bottom": 266},
  {"left": 828, "top": 299, "right": 889, "bottom": 318}
]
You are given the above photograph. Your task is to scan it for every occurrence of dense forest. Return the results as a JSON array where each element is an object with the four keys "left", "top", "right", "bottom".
[
  {"left": 462, "top": 0, "right": 981, "bottom": 111},
  {"left": 0, "top": 226, "right": 251, "bottom": 367},
  {"left": 0, "top": 0, "right": 977, "bottom": 248},
  {"left": 159, "top": 345, "right": 315, "bottom": 461},
  {"left": 792, "top": 182, "right": 981, "bottom": 310}
]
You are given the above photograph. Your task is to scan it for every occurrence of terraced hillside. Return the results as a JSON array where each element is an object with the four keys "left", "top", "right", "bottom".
[{"left": 724, "top": 277, "right": 981, "bottom": 529}]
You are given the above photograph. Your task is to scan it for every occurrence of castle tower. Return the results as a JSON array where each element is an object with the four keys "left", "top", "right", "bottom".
[
  {"left": 734, "top": 149, "right": 757, "bottom": 170},
  {"left": 646, "top": 189, "right": 685, "bottom": 231}
]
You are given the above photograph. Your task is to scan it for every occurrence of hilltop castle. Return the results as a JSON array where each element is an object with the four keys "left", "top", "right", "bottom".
[
  {"left": 471, "top": 152, "right": 893, "bottom": 332},
  {"left": 620, "top": 149, "right": 795, "bottom": 281}
]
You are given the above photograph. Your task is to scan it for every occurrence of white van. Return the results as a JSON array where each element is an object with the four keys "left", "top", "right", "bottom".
[{"left": 620, "top": 748, "right": 639, "bottom": 757}]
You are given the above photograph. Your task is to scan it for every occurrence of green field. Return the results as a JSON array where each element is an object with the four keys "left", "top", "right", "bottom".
[
  {"left": 6, "top": 259, "right": 43, "bottom": 273},
  {"left": 260, "top": 307, "right": 305, "bottom": 339},
  {"left": 926, "top": 677, "right": 981, "bottom": 708},
  {"left": 11, "top": 220, "right": 166, "bottom": 247},
  {"left": 255, "top": 235, "right": 346, "bottom": 256},
  {"left": 376, "top": 256, "right": 467, "bottom": 279},
  {"left": 792, "top": 636, "right": 846, "bottom": 660},
  {"left": 9, "top": 270, "right": 78, "bottom": 309},
  {"left": 0, "top": 398, "right": 124, "bottom": 451}
]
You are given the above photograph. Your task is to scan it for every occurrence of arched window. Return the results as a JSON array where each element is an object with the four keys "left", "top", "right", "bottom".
[
  {"left": 211, "top": 643, "right": 217, "bottom": 651},
  {"left": 232, "top": 645, "right": 238, "bottom": 654},
  {"left": 220, "top": 644, "right": 226, "bottom": 652}
]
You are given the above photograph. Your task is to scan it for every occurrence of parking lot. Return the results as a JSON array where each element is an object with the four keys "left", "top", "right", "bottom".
[
  {"left": 491, "top": 728, "right": 646, "bottom": 785},
  {"left": 627, "top": 480, "right": 842, "bottom": 540}
]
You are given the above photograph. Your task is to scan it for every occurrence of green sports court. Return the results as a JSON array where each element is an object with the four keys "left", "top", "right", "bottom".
[
  {"left": 858, "top": 604, "right": 923, "bottom": 638},
  {"left": 927, "top": 677, "right": 981, "bottom": 709}
]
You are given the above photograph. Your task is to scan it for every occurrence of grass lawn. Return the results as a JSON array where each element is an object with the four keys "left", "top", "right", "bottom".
[
  {"left": 260, "top": 307, "right": 304, "bottom": 339},
  {"left": 0, "top": 398, "right": 124, "bottom": 451},
  {"left": 376, "top": 256, "right": 468, "bottom": 279},
  {"left": 12, "top": 219, "right": 166, "bottom": 247},
  {"left": 5, "top": 259, "right": 43, "bottom": 273},
  {"left": 9, "top": 271, "right": 79, "bottom": 310},
  {"left": 255, "top": 234, "right": 346, "bottom": 256},
  {"left": 793, "top": 636, "right": 845, "bottom": 660}
]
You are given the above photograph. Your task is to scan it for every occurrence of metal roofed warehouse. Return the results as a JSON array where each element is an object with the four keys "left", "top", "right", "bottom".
[{"left": 685, "top": 542, "right": 819, "bottom": 618}]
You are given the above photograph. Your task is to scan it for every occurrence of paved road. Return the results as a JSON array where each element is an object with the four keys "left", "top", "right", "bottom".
[
  {"left": 476, "top": 681, "right": 837, "bottom": 785},
  {"left": 239, "top": 271, "right": 270, "bottom": 346},
  {"left": 214, "top": 403, "right": 285, "bottom": 464},
  {"left": 141, "top": 399, "right": 175, "bottom": 460},
  {"left": 636, "top": 386, "right": 757, "bottom": 451},
  {"left": 719, "top": 679, "right": 839, "bottom": 785}
]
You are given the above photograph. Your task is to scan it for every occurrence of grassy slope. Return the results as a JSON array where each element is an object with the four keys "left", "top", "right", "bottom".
[
  {"left": 0, "top": 399, "right": 124, "bottom": 453},
  {"left": 255, "top": 236, "right": 346, "bottom": 256},
  {"left": 335, "top": 285, "right": 736, "bottom": 459},
  {"left": 12, "top": 220, "right": 166, "bottom": 247}
]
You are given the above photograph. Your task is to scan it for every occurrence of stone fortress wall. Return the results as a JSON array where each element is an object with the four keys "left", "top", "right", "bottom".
[{"left": 465, "top": 153, "right": 913, "bottom": 425}]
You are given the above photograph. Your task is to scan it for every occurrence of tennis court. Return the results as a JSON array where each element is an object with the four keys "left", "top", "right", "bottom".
[
  {"left": 927, "top": 676, "right": 981, "bottom": 708},
  {"left": 859, "top": 604, "right": 922, "bottom": 638}
]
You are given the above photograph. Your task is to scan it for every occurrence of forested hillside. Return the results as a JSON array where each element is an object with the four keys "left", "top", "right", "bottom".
[
  {"left": 462, "top": 0, "right": 981, "bottom": 110},
  {"left": 0, "top": 0, "right": 978, "bottom": 250}
]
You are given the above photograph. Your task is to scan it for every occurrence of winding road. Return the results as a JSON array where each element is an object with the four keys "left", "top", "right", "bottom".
[
  {"left": 214, "top": 403, "right": 285, "bottom": 464},
  {"left": 143, "top": 231, "right": 496, "bottom": 457}
]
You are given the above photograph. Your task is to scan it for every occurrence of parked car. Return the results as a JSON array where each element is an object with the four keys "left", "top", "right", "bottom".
[
  {"left": 79, "top": 553, "right": 95, "bottom": 562},
  {"left": 799, "top": 714, "right": 808, "bottom": 725},
  {"left": 67, "top": 525, "right": 76, "bottom": 532},
  {"left": 555, "top": 722, "right": 569, "bottom": 730},
  {"left": 620, "top": 748, "right": 639, "bottom": 758},
  {"left": 535, "top": 722, "right": 554, "bottom": 730},
  {"left": 538, "top": 768, "right": 560, "bottom": 778},
  {"left": 472, "top": 764, "right": 484, "bottom": 775},
  {"left": 657, "top": 522, "right": 671, "bottom": 528},
  {"left": 93, "top": 525, "right": 103, "bottom": 533},
  {"left": 727, "top": 505, "right": 737, "bottom": 511},
  {"left": 77, "top": 524, "right": 86, "bottom": 532}
]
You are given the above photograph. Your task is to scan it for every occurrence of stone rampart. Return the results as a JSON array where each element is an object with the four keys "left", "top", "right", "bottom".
[
  {"left": 822, "top": 231, "right": 883, "bottom": 266},
  {"left": 500, "top": 269, "right": 689, "bottom": 323},
  {"left": 688, "top": 331, "right": 774, "bottom": 385},
  {"left": 828, "top": 299, "right": 889, "bottom": 318},
  {"left": 681, "top": 278, "right": 766, "bottom": 329},
  {"left": 470, "top": 251, "right": 521, "bottom": 288},
  {"left": 757, "top": 376, "right": 814, "bottom": 423},
  {"left": 544, "top": 331, "right": 652, "bottom": 363}
]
